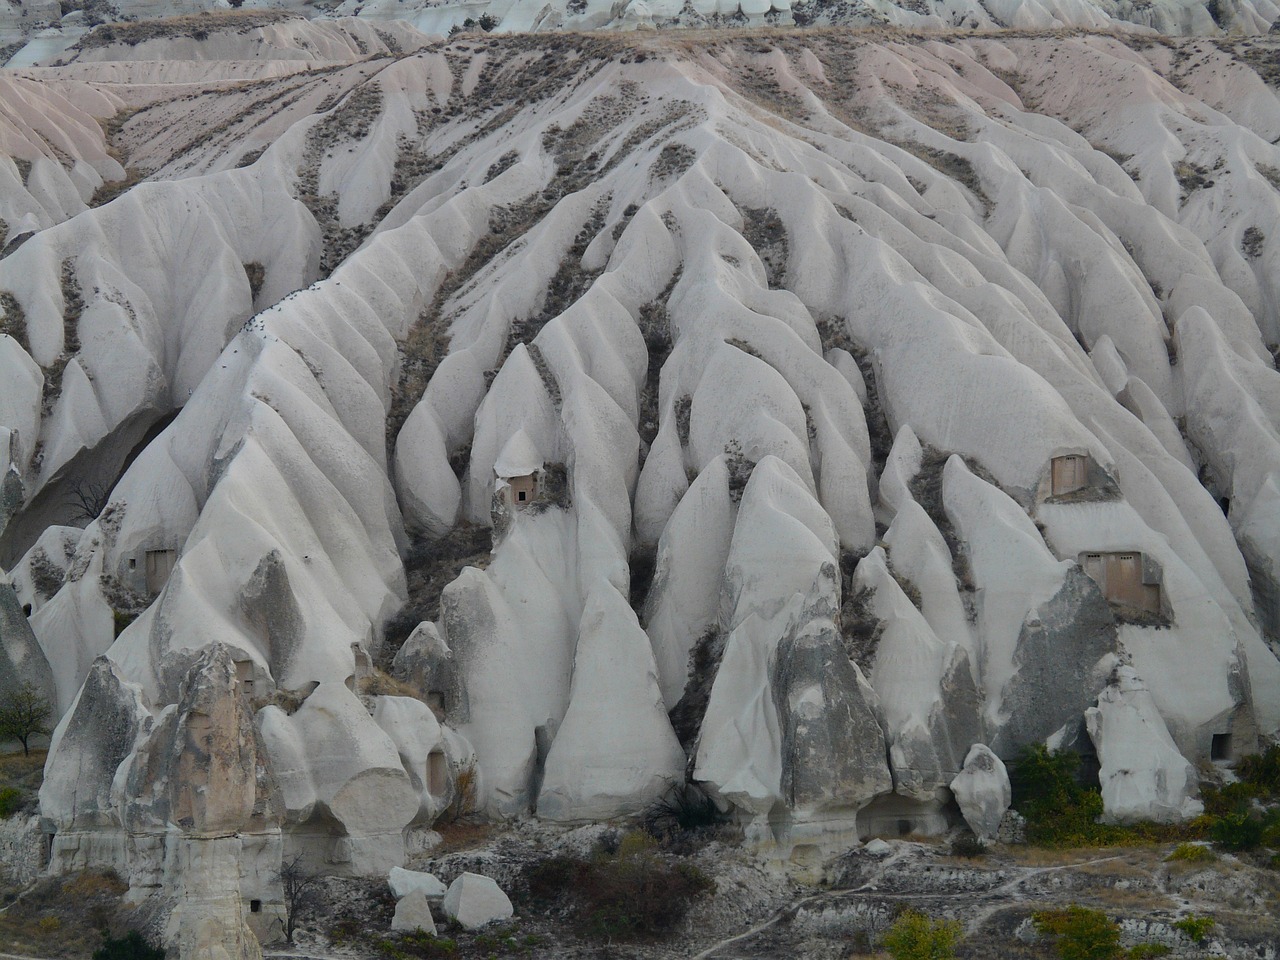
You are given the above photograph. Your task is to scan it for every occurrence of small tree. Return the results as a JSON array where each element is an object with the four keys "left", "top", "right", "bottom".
[
  {"left": 882, "top": 910, "right": 963, "bottom": 960},
  {"left": 67, "top": 479, "right": 111, "bottom": 524},
  {"left": 0, "top": 682, "right": 52, "bottom": 756},
  {"left": 1034, "top": 905, "right": 1122, "bottom": 960},
  {"left": 276, "top": 854, "right": 322, "bottom": 943}
]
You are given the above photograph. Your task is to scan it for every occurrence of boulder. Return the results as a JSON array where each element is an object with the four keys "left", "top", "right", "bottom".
[
  {"left": 949, "top": 744, "right": 1011, "bottom": 840},
  {"left": 441, "top": 873, "right": 513, "bottom": 931},
  {"left": 391, "top": 890, "right": 437, "bottom": 934},
  {"left": 1086, "top": 666, "right": 1203, "bottom": 823},
  {"left": 389, "top": 866, "right": 447, "bottom": 900}
]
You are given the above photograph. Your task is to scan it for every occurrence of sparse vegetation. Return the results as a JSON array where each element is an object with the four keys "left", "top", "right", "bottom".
[
  {"left": 0, "top": 786, "right": 24, "bottom": 818},
  {"left": 1174, "top": 159, "right": 1214, "bottom": 198},
  {"left": 242, "top": 262, "right": 266, "bottom": 301},
  {"left": 1171, "top": 913, "right": 1214, "bottom": 944},
  {"left": 1165, "top": 842, "right": 1214, "bottom": 863},
  {"left": 0, "top": 870, "right": 129, "bottom": 956},
  {"left": 1242, "top": 226, "right": 1265, "bottom": 260},
  {"left": 276, "top": 854, "right": 322, "bottom": 943},
  {"left": 640, "top": 783, "right": 727, "bottom": 847},
  {"left": 92, "top": 930, "right": 166, "bottom": 960},
  {"left": 27, "top": 547, "right": 65, "bottom": 599},
  {"left": 0, "top": 291, "right": 27, "bottom": 352},
  {"left": 523, "top": 831, "right": 714, "bottom": 940},
  {"left": 882, "top": 910, "right": 962, "bottom": 959},
  {"left": 1033, "top": 905, "right": 1121, "bottom": 960}
]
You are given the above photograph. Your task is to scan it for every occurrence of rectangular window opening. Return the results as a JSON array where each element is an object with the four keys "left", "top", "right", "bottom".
[{"left": 1211, "top": 733, "right": 1231, "bottom": 761}]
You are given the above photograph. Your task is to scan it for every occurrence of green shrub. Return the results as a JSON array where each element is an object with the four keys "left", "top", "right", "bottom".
[
  {"left": 1201, "top": 780, "right": 1262, "bottom": 817},
  {"left": 1210, "top": 812, "right": 1265, "bottom": 851},
  {"left": 0, "top": 786, "right": 23, "bottom": 818},
  {"left": 1165, "top": 842, "right": 1215, "bottom": 863},
  {"left": 92, "top": 931, "right": 166, "bottom": 960},
  {"left": 1238, "top": 744, "right": 1280, "bottom": 794},
  {"left": 1127, "top": 945, "right": 1170, "bottom": 958},
  {"left": 1009, "top": 744, "right": 1212, "bottom": 848},
  {"left": 1033, "top": 905, "right": 1122, "bottom": 960},
  {"left": 1172, "top": 914, "right": 1215, "bottom": 944},
  {"left": 881, "top": 910, "right": 963, "bottom": 959}
]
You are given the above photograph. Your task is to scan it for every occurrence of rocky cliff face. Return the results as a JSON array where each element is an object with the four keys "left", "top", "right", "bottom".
[{"left": 2, "top": 19, "right": 1280, "bottom": 955}]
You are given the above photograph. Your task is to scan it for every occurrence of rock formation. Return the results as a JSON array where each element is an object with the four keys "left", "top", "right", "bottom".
[{"left": 0, "top": 19, "right": 1278, "bottom": 957}]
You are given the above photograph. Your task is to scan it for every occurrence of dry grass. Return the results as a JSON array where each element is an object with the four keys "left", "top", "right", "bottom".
[
  {"left": 0, "top": 870, "right": 132, "bottom": 958},
  {"left": 432, "top": 819, "right": 494, "bottom": 854}
]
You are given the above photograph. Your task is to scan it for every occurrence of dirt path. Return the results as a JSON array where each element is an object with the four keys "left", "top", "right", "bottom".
[{"left": 689, "top": 852, "right": 1126, "bottom": 958}]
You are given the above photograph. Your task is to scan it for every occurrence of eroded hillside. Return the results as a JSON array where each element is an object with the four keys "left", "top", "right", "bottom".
[{"left": 1, "top": 24, "right": 1280, "bottom": 957}]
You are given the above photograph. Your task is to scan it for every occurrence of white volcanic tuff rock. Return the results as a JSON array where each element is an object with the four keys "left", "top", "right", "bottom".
[
  {"left": 1086, "top": 665, "right": 1204, "bottom": 823},
  {"left": 695, "top": 457, "right": 891, "bottom": 834},
  {"left": 940, "top": 457, "right": 1070, "bottom": 725},
  {"left": 329, "top": 0, "right": 1278, "bottom": 35},
  {"left": 878, "top": 424, "right": 925, "bottom": 518},
  {"left": 853, "top": 547, "right": 981, "bottom": 801},
  {"left": 372, "top": 695, "right": 456, "bottom": 825},
  {"left": 40, "top": 656, "right": 152, "bottom": 860},
  {"left": 0, "top": 74, "right": 122, "bottom": 233},
  {"left": 50, "top": 15, "right": 429, "bottom": 65},
  {"left": 9, "top": 524, "right": 81, "bottom": 616},
  {"left": 644, "top": 455, "right": 734, "bottom": 708},
  {"left": 722, "top": 456, "right": 839, "bottom": 630},
  {"left": 771, "top": 614, "right": 893, "bottom": 838},
  {"left": 0, "top": 571, "right": 55, "bottom": 707},
  {"left": 441, "top": 872, "right": 513, "bottom": 931},
  {"left": 538, "top": 585, "right": 684, "bottom": 821},
  {"left": 464, "top": 345, "right": 563, "bottom": 521},
  {"left": 394, "top": 399, "right": 460, "bottom": 538},
  {"left": 1037, "top": 491, "right": 1267, "bottom": 752},
  {"left": 0, "top": 335, "right": 41, "bottom": 482},
  {"left": 881, "top": 497, "right": 975, "bottom": 672},
  {"left": 124, "top": 645, "right": 277, "bottom": 837},
  {"left": 391, "top": 890, "right": 437, "bottom": 934},
  {"left": 27, "top": 526, "right": 115, "bottom": 714},
  {"left": 438, "top": 547, "right": 574, "bottom": 816},
  {"left": 7, "top": 29, "right": 1280, "bottom": 883},
  {"left": 257, "top": 683, "right": 420, "bottom": 874},
  {"left": 0, "top": 166, "right": 321, "bottom": 533},
  {"left": 949, "top": 744, "right": 1011, "bottom": 841},
  {"left": 388, "top": 866, "right": 447, "bottom": 900}
]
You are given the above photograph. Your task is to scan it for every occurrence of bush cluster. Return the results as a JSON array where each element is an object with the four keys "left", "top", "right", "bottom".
[
  {"left": 1033, "top": 905, "right": 1172, "bottom": 960},
  {"left": 882, "top": 910, "right": 963, "bottom": 959},
  {"left": 1011, "top": 742, "right": 1280, "bottom": 854},
  {"left": 523, "top": 831, "right": 714, "bottom": 939}
]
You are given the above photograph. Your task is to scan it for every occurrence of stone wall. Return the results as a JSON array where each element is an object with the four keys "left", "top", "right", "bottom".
[{"left": 0, "top": 814, "right": 45, "bottom": 886}]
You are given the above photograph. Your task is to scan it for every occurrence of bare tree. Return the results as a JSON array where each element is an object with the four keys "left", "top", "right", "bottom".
[
  {"left": 67, "top": 479, "right": 111, "bottom": 524},
  {"left": 275, "top": 854, "right": 322, "bottom": 943},
  {"left": 0, "top": 682, "right": 51, "bottom": 756}
]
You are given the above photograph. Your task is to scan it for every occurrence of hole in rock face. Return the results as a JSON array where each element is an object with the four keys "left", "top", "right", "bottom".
[
  {"left": 21, "top": 604, "right": 31, "bottom": 617},
  {"left": 249, "top": 899, "right": 261, "bottom": 913},
  {"left": 1211, "top": 733, "right": 1231, "bottom": 761},
  {"left": 897, "top": 819, "right": 912, "bottom": 836}
]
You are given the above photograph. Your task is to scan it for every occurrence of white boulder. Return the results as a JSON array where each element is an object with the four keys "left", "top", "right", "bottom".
[
  {"left": 441, "top": 873, "right": 513, "bottom": 931},
  {"left": 391, "top": 890, "right": 437, "bottom": 934},
  {"left": 949, "top": 744, "right": 1011, "bottom": 840},
  {"left": 1086, "top": 666, "right": 1203, "bottom": 823},
  {"left": 389, "top": 866, "right": 447, "bottom": 900}
]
